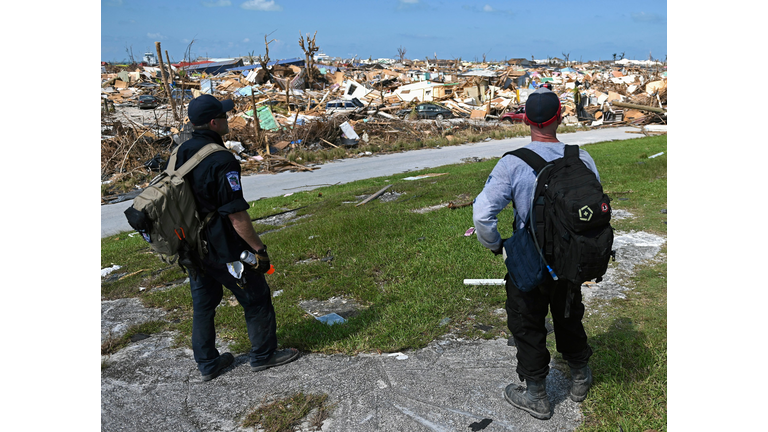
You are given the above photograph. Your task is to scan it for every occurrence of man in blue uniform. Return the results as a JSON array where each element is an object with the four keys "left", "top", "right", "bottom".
[
  {"left": 472, "top": 88, "right": 597, "bottom": 419},
  {"left": 175, "top": 94, "right": 299, "bottom": 381}
]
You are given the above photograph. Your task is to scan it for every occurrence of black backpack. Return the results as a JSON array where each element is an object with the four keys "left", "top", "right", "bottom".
[{"left": 503, "top": 145, "right": 614, "bottom": 306}]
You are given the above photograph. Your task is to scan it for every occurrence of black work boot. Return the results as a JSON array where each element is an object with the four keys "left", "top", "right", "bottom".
[
  {"left": 569, "top": 365, "right": 593, "bottom": 402},
  {"left": 503, "top": 379, "right": 552, "bottom": 420}
]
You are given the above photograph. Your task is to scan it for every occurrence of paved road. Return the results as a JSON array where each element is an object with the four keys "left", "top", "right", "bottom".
[{"left": 101, "top": 126, "right": 642, "bottom": 238}]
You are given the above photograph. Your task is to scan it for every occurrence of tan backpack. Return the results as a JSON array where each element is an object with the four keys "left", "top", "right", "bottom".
[{"left": 124, "top": 143, "right": 228, "bottom": 265}]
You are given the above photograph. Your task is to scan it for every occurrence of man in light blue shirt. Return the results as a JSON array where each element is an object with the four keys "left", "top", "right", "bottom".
[{"left": 473, "top": 88, "right": 597, "bottom": 420}]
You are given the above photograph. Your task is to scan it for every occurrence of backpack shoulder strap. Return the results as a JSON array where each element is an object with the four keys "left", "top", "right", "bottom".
[
  {"left": 563, "top": 144, "right": 579, "bottom": 158},
  {"left": 170, "top": 143, "right": 229, "bottom": 177},
  {"left": 503, "top": 148, "right": 548, "bottom": 173}
]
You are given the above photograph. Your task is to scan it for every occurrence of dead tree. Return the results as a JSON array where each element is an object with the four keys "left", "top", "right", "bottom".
[
  {"left": 562, "top": 52, "right": 570, "bottom": 67},
  {"left": 298, "top": 31, "right": 319, "bottom": 90},
  {"left": 258, "top": 35, "right": 276, "bottom": 84},
  {"left": 397, "top": 45, "right": 407, "bottom": 63},
  {"left": 155, "top": 41, "right": 179, "bottom": 121}
]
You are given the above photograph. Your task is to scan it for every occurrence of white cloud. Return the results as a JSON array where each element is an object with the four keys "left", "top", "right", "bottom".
[
  {"left": 483, "top": 5, "right": 493, "bottom": 12},
  {"left": 243, "top": 38, "right": 250, "bottom": 43},
  {"left": 147, "top": 33, "right": 166, "bottom": 40},
  {"left": 202, "top": 0, "right": 231, "bottom": 6},
  {"left": 631, "top": 12, "right": 664, "bottom": 23},
  {"left": 240, "top": 0, "right": 282, "bottom": 11}
]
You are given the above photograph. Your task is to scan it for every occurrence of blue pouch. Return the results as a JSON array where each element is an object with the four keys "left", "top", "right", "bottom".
[{"left": 503, "top": 227, "right": 547, "bottom": 292}]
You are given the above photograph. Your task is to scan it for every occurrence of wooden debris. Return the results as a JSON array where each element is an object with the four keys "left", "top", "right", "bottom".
[
  {"left": 447, "top": 200, "right": 473, "bottom": 209},
  {"left": 356, "top": 184, "right": 392, "bottom": 207}
]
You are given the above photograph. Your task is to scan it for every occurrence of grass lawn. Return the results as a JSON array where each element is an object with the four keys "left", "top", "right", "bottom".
[{"left": 102, "top": 134, "right": 667, "bottom": 431}]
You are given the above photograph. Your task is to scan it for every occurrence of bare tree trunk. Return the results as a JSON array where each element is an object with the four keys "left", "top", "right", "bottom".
[
  {"left": 165, "top": 50, "right": 183, "bottom": 123},
  {"left": 155, "top": 42, "right": 179, "bottom": 121}
]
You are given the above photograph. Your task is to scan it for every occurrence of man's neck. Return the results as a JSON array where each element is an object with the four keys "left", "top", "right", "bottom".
[{"left": 530, "top": 129, "right": 559, "bottom": 143}]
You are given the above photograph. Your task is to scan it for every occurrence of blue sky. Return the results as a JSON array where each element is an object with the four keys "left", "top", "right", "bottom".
[{"left": 101, "top": 0, "right": 667, "bottom": 63}]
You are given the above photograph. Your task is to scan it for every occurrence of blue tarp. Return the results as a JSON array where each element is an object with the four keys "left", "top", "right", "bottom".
[
  {"left": 228, "top": 57, "right": 305, "bottom": 72},
  {"left": 184, "top": 59, "right": 244, "bottom": 75}
]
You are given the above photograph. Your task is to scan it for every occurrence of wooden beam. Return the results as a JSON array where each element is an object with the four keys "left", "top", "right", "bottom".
[{"left": 356, "top": 184, "right": 392, "bottom": 207}]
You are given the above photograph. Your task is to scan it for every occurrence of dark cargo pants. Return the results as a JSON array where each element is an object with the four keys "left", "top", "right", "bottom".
[
  {"left": 505, "top": 275, "right": 593, "bottom": 382},
  {"left": 188, "top": 258, "right": 277, "bottom": 375}
]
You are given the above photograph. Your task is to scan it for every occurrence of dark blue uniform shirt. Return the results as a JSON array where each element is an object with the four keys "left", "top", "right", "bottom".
[{"left": 174, "top": 129, "right": 250, "bottom": 263}]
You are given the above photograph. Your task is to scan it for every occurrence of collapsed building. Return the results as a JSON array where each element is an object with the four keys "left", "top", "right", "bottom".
[{"left": 101, "top": 55, "right": 666, "bottom": 201}]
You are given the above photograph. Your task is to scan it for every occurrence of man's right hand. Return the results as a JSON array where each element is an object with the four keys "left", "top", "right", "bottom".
[
  {"left": 492, "top": 239, "right": 506, "bottom": 256},
  {"left": 249, "top": 248, "right": 270, "bottom": 273}
]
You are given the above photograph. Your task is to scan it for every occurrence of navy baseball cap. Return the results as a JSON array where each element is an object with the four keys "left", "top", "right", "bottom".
[
  {"left": 524, "top": 88, "right": 561, "bottom": 128},
  {"left": 188, "top": 94, "right": 235, "bottom": 125}
]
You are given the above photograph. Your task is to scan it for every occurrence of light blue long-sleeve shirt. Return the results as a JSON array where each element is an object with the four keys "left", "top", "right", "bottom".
[{"left": 472, "top": 141, "right": 600, "bottom": 251}]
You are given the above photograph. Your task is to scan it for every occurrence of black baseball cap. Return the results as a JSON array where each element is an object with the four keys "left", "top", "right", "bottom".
[
  {"left": 188, "top": 94, "right": 235, "bottom": 125},
  {"left": 524, "top": 88, "right": 561, "bottom": 128}
]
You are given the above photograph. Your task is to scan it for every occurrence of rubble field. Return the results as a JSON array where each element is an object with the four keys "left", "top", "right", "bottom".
[{"left": 101, "top": 58, "right": 666, "bottom": 203}]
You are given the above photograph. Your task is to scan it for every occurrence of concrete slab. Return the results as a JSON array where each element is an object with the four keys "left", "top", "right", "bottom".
[{"left": 102, "top": 334, "right": 583, "bottom": 431}]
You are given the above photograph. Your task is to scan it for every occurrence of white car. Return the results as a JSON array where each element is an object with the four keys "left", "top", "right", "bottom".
[{"left": 325, "top": 98, "right": 364, "bottom": 114}]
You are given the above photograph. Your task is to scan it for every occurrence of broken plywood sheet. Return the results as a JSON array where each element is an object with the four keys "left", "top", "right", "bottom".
[
  {"left": 470, "top": 109, "right": 487, "bottom": 119},
  {"left": 607, "top": 91, "right": 623, "bottom": 103},
  {"left": 645, "top": 80, "right": 667, "bottom": 94},
  {"left": 330, "top": 71, "right": 346, "bottom": 85}
]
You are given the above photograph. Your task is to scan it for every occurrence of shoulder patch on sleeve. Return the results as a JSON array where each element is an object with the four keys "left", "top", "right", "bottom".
[{"left": 225, "top": 171, "right": 241, "bottom": 191}]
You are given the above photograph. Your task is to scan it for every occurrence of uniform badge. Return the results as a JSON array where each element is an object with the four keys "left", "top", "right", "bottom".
[{"left": 225, "top": 171, "right": 241, "bottom": 191}]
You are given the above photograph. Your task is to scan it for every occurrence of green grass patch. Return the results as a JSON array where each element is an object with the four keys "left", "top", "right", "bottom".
[
  {"left": 102, "top": 135, "right": 667, "bottom": 429},
  {"left": 242, "top": 392, "right": 334, "bottom": 432},
  {"left": 575, "top": 253, "right": 667, "bottom": 432}
]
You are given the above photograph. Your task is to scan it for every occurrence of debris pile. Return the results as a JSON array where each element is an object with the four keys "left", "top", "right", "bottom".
[{"left": 101, "top": 55, "right": 667, "bottom": 198}]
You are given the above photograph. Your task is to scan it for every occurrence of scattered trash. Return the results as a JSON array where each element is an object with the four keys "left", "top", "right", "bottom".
[
  {"left": 403, "top": 173, "right": 448, "bottom": 181},
  {"left": 648, "top": 151, "right": 664, "bottom": 159},
  {"left": 316, "top": 313, "right": 346, "bottom": 325},
  {"left": 464, "top": 227, "right": 476, "bottom": 236},
  {"left": 469, "top": 419, "right": 493, "bottom": 431},
  {"left": 439, "top": 317, "right": 451, "bottom": 326},
  {"left": 272, "top": 290, "right": 283, "bottom": 298},
  {"left": 283, "top": 193, "right": 294, "bottom": 197},
  {"left": 224, "top": 141, "right": 245, "bottom": 153},
  {"left": 388, "top": 352, "right": 409, "bottom": 360},
  {"left": 139, "top": 287, "right": 146, "bottom": 292},
  {"left": 101, "top": 265, "right": 122, "bottom": 278}
]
